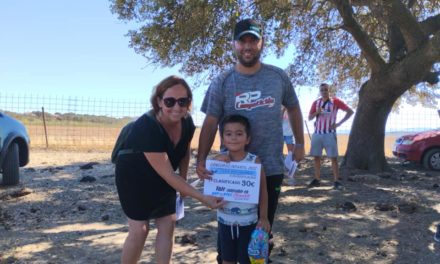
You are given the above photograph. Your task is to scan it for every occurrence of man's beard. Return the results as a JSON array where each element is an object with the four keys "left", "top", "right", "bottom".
[{"left": 237, "top": 51, "right": 261, "bottom": 68}]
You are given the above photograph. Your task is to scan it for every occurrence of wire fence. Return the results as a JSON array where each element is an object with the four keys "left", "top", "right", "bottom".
[
  {"left": 0, "top": 93, "right": 205, "bottom": 150},
  {"left": 1, "top": 93, "right": 439, "bottom": 151}
]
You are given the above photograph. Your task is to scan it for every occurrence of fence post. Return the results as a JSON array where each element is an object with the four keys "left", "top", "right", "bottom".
[{"left": 42, "top": 107, "right": 49, "bottom": 148}]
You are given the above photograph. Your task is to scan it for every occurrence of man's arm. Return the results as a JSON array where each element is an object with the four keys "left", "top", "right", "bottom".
[
  {"left": 196, "top": 115, "right": 219, "bottom": 179},
  {"left": 308, "top": 101, "right": 320, "bottom": 121},
  {"left": 332, "top": 107, "right": 354, "bottom": 130},
  {"left": 286, "top": 104, "right": 305, "bottom": 162}
]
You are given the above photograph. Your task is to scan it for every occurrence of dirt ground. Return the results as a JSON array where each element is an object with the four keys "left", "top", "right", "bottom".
[{"left": 1, "top": 149, "right": 440, "bottom": 264}]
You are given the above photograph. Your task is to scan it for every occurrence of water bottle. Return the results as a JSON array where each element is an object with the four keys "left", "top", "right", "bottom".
[{"left": 248, "top": 227, "right": 269, "bottom": 264}]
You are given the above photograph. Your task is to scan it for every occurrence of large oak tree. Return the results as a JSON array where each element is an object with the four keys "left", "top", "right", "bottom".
[{"left": 111, "top": 0, "right": 440, "bottom": 172}]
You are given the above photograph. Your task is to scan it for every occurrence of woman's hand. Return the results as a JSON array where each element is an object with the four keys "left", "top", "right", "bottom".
[
  {"left": 202, "top": 195, "right": 226, "bottom": 209},
  {"left": 257, "top": 218, "right": 271, "bottom": 233}
]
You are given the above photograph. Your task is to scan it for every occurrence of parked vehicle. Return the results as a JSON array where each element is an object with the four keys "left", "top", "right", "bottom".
[
  {"left": 393, "top": 129, "right": 440, "bottom": 170},
  {"left": 0, "top": 112, "right": 30, "bottom": 185}
]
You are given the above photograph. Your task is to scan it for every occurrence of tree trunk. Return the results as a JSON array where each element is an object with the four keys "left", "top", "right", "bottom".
[{"left": 342, "top": 81, "right": 399, "bottom": 172}]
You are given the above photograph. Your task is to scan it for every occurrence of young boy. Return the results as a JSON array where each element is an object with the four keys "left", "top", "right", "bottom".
[{"left": 214, "top": 114, "right": 270, "bottom": 264}]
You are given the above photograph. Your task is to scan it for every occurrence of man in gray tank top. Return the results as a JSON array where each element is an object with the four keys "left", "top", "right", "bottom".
[{"left": 196, "top": 18, "right": 305, "bottom": 261}]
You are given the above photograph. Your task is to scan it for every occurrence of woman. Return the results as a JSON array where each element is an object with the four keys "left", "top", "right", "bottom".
[{"left": 115, "top": 75, "right": 224, "bottom": 264}]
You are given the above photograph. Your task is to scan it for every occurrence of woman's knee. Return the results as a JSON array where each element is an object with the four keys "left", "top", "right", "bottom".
[
  {"left": 127, "top": 218, "right": 149, "bottom": 238},
  {"left": 155, "top": 214, "right": 176, "bottom": 233}
]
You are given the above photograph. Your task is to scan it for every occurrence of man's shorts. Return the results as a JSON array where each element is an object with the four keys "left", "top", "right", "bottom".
[
  {"left": 310, "top": 133, "right": 338, "bottom": 158},
  {"left": 283, "top": 135, "right": 294, "bottom": 145}
]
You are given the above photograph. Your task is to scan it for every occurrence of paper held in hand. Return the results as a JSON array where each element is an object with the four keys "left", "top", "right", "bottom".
[
  {"left": 284, "top": 152, "right": 297, "bottom": 186},
  {"left": 203, "top": 160, "right": 261, "bottom": 204},
  {"left": 175, "top": 179, "right": 201, "bottom": 221}
]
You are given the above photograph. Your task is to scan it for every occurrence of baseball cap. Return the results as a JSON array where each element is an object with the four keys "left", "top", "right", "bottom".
[{"left": 233, "top": 19, "right": 262, "bottom": 40}]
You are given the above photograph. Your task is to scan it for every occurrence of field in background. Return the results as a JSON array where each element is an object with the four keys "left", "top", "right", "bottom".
[
  {"left": 2, "top": 94, "right": 436, "bottom": 157},
  {"left": 195, "top": 129, "right": 397, "bottom": 157},
  {"left": 28, "top": 126, "right": 398, "bottom": 157}
]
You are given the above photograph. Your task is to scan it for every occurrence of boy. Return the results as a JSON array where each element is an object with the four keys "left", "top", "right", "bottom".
[{"left": 213, "top": 114, "right": 270, "bottom": 264}]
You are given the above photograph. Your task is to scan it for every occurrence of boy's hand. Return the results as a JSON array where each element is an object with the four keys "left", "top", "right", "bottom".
[{"left": 257, "top": 218, "right": 271, "bottom": 233}]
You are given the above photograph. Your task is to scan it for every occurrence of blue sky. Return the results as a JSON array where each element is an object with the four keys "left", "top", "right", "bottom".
[
  {"left": 0, "top": 0, "right": 181, "bottom": 101},
  {"left": 0, "top": 1, "right": 313, "bottom": 112},
  {"left": 1, "top": 1, "right": 438, "bottom": 131}
]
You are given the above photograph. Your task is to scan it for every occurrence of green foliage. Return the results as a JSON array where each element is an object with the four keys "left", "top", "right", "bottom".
[{"left": 110, "top": 0, "right": 440, "bottom": 108}]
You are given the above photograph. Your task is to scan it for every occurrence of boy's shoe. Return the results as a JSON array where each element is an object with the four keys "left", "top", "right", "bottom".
[
  {"left": 333, "top": 181, "right": 343, "bottom": 190},
  {"left": 434, "top": 224, "right": 440, "bottom": 242},
  {"left": 308, "top": 179, "right": 320, "bottom": 188}
]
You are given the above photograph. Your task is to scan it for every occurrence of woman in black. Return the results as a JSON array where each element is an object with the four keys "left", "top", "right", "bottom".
[{"left": 115, "top": 76, "right": 224, "bottom": 264}]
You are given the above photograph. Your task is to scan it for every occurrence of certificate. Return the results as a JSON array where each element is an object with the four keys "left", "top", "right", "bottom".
[{"left": 203, "top": 160, "right": 261, "bottom": 204}]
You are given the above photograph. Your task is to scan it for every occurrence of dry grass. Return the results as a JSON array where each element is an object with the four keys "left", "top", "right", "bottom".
[
  {"left": 27, "top": 125, "right": 397, "bottom": 157},
  {"left": 191, "top": 129, "right": 398, "bottom": 157}
]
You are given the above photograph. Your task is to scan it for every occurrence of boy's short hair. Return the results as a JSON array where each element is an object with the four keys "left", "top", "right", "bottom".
[{"left": 221, "top": 114, "right": 251, "bottom": 137}]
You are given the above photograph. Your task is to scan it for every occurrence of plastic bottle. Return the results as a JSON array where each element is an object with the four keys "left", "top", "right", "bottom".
[{"left": 248, "top": 227, "right": 269, "bottom": 264}]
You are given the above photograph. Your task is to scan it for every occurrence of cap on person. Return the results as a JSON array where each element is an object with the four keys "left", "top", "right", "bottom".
[{"left": 233, "top": 19, "right": 262, "bottom": 40}]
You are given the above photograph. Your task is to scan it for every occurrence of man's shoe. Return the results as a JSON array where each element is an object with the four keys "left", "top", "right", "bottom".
[
  {"left": 308, "top": 179, "right": 320, "bottom": 188},
  {"left": 333, "top": 181, "right": 343, "bottom": 190},
  {"left": 434, "top": 224, "right": 440, "bottom": 242}
]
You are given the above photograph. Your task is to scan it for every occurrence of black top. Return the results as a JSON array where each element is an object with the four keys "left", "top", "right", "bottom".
[
  {"left": 115, "top": 111, "right": 196, "bottom": 220},
  {"left": 128, "top": 112, "right": 195, "bottom": 170}
]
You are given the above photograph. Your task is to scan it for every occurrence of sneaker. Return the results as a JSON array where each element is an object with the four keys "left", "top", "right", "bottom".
[
  {"left": 434, "top": 224, "right": 440, "bottom": 242},
  {"left": 308, "top": 179, "right": 320, "bottom": 188},
  {"left": 333, "top": 181, "right": 343, "bottom": 190}
]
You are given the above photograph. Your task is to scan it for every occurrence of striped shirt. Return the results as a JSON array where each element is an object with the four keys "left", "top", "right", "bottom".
[{"left": 309, "top": 97, "right": 349, "bottom": 134}]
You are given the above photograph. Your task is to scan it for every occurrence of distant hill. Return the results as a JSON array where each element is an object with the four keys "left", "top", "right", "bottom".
[{"left": 2, "top": 110, "right": 135, "bottom": 127}]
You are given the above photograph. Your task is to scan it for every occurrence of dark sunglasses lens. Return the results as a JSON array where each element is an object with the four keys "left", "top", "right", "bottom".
[
  {"left": 163, "top": 98, "right": 176, "bottom": 107},
  {"left": 163, "top": 97, "right": 189, "bottom": 108},
  {"left": 177, "top": 98, "right": 190, "bottom": 107}
]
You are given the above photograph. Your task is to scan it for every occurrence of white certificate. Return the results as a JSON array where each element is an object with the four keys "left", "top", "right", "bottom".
[{"left": 203, "top": 160, "right": 261, "bottom": 204}]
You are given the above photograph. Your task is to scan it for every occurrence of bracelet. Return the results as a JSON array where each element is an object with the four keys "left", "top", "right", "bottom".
[{"left": 294, "top": 143, "right": 304, "bottom": 147}]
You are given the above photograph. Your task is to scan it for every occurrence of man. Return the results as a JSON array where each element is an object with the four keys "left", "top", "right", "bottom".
[
  {"left": 196, "top": 18, "right": 305, "bottom": 260},
  {"left": 308, "top": 83, "right": 353, "bottom": 189}
]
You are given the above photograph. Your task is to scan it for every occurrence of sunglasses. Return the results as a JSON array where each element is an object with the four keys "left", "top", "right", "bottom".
[{"left": 162, "top": 97, "right": 191, "bottom": 108}]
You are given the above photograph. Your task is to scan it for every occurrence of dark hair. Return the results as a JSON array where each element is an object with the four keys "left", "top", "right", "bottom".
[
  {"left": 150, "top": 75, "right": 193, "bottom": 114},
  {"left": 221, "top": 114, "right": 251, "bottom": 137}
]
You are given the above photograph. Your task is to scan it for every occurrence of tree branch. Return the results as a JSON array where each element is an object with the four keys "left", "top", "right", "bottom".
[
  {"left": 332, "top": 0, "right": 385, "bottom": 73},
  {"left": 423, "top": 71, "right": 440, "bottom": 85},
  {"left": 407, "top": 0, "right": 416, "bottom": 9},
  {"left": 420, "top": 14, "right": 440, "bottom": 36},
  {"left": 388, "top": 21, "right": 406, "bottom": 63},
  {"left": 388, "top": 0, "right": 427, "bottom": 52},
  {"left": 391, "top": 31, "right": 440, "bottom": 87}
]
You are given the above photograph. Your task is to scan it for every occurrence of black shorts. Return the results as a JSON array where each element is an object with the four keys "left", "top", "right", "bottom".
[{"left": 218, "top": 222, "right": 257, "bottom": 264}]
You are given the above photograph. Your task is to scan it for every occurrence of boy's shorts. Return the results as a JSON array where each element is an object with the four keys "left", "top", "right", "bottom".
[
  {"left": 218, "top": 222, "right": 257, "bottom": 264},
  {"left": 310, "top": 133, "right": 338, "bottom": 158}
]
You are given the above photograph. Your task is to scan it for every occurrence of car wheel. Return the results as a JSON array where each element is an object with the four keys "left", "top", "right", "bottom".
[
  {"left": 423, "top": 148, "right": 440, "bottom": 171},
  {"left": 2, "top": 143, "right": 20, "bottom": 185}
]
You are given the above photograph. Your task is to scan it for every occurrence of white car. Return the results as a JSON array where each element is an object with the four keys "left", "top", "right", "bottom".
[{"left": 0, "top": 112, "right": 30, "bottom": 185}]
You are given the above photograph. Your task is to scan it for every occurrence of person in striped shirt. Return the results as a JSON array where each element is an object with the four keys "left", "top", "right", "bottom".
[{"left": 308, "top": 83, "right": 353, "bottom": 189}]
